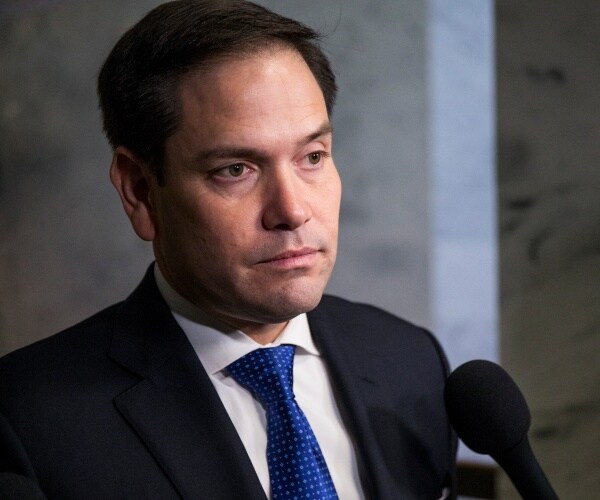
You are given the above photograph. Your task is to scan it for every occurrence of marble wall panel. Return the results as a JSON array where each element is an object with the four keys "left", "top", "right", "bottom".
[
  {"left": 427, "top": 0, "right": 498, "bottom": 368},
  {"left": 0, "top": 0, "right": 165, "bottom": 354},
  {"left": 497, "top": 0, "right": 600, "bottom": 497},
  {"left": 427, "top": 0, "right": 498, "bottom": 466}
]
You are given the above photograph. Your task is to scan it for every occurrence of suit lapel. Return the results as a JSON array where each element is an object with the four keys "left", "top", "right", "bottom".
[
  {"left": 108, "top": 269, "right": 266, "bottom": 500},
  {"left": 308, "top": 300, "right": 416, "bottom": 500}
]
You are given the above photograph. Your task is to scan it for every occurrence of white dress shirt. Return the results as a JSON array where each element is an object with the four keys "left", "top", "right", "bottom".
[{"left": 155, "top": 268, "right": 364, "bottom": 499}]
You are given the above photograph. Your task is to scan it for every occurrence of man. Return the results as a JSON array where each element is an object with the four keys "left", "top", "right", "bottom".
[{"left": 0, "top": 1, "right": 456, "bottom": 498}]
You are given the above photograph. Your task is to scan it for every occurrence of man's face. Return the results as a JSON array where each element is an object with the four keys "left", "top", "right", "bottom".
[{"left": 150, "top": 48, "right": 341, "bottom": 333}]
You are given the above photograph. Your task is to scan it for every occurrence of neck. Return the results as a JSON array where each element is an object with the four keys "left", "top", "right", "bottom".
[
  {"left": 154, "top": 264, "right": 289, "bottom": 345},
  {"left": 236, "top": 321, "right": 289, "bottom": 345}
]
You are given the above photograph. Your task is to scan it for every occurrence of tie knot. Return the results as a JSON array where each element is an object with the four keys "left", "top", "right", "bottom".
[{"left": 227, "top": 344, "right": 296, "bottom": 406}]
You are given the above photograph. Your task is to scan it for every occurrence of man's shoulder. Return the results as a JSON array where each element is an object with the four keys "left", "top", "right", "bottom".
[
  {"left": 0, "top": 266, "right": 158, "bottom": 376},
  {"left": 2, "top": 302, "right": 119, "bottom": 361},
  {"left": 315, "top": 294, "right": 418, "bottom": 327},
  {"left": 311, "top": 294, "right": 449, "bottom": 370},
  {"left": 313, "top": 294, "right": 435, "bottom": 340},
  {"left": 0, "top": 302, "right": 124, "bottom": 394}
]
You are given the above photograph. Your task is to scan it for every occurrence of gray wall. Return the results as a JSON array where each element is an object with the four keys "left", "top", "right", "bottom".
[
  {"left": 497, "top": 1, "right": 600, "bottom": 497},
  {"left": 1, "top": 1, "right": 160, "bottom": 355}
]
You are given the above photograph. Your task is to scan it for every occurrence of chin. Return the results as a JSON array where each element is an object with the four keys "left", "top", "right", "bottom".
[{"left": 247, "top": 284, "right": 326, "bottom": 323}]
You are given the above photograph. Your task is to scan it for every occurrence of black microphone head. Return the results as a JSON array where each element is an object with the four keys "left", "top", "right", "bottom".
[
  {"left": 0, "top": 473, "right": 46, "bottom": 500},
  {"left": 444, "top": 359, "right": 531, "bottom": 456}
]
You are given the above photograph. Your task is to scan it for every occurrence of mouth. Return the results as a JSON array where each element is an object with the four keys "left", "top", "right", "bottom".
[{"left": 258, "top": 247, "right": 319, "bottom": 269}]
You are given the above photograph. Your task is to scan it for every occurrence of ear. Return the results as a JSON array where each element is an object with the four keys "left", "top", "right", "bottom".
[{"left": 109, "top": 146, "right": 157, "bottom": 241}]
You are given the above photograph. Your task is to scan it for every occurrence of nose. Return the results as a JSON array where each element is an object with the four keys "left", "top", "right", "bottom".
[{"left": 262, "top": 168, "right": 312, "bottom": 230}]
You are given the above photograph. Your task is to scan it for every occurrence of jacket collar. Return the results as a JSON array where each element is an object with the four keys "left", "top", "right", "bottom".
[
  {"left": 308, "top": 298, "right": 422, "bottom": 500},
  {"left": 108, "top": 266, "right": 267, "bottom": 499}
]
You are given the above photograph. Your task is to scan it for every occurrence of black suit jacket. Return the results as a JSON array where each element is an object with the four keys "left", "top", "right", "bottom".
[{"left": 0, "top": 267, "right": 456, "bottom": 499}]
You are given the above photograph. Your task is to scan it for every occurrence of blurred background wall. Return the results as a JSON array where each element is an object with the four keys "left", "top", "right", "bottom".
[
  {"left": 496, "top": 1, "right": 600, "bottom": 497},
  {"left": 0, "top": 0, "right": 598, "bottom": 498}
]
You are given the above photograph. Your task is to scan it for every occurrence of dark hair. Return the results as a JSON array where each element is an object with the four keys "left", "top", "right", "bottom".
[{"left": 97, "top": 0, "right": 337, "bottom": 182}]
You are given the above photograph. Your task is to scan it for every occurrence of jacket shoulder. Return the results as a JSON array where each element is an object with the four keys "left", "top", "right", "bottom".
[
  {"left": 0, "top": 301, "right": 130, "bottom": 415},
  {"left": 313, "top": 295, "right": 449, "bottom": 371},
  {"left": 317, "top": 294, "right": 420, "bottom": 328},
  {"left": 0, "top": 302, "right": 121, "bottom": 370}
]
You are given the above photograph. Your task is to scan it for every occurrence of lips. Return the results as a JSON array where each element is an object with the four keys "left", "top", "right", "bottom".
[
  {"left": 259, "top": 247, "right": 318, "bottom": 264},
  {"left": 257, "top": 247, "right": 319, "bottom": 268},
  {"left": 264, "top": 248, "right": 317, "bottom": 262}
]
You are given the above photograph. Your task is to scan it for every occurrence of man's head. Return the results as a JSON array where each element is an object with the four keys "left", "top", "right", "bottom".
[
  {"left": 101, "top": 1, "right": 341, "bottom": 341},
  {"left": 98, "top": 0, "right": 337, "bottom": 183}
]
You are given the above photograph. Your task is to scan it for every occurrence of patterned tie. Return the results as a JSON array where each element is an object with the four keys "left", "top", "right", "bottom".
[{"left": 227, "top": 345, "right": 338, "bottom": 500}]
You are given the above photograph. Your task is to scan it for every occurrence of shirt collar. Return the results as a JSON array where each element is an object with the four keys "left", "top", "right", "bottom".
[{"left": 154, "top": 265, "right": 320, "bottom": 375}]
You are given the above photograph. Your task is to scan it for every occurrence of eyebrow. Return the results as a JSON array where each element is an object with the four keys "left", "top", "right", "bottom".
[{"left": 192, "top": 122, "right": 333, "bottom": 164}]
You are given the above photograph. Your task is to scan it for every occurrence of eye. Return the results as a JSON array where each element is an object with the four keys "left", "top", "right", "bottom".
[
  {"left": 307, "top": 152, "right": 322, "bottom": 165},
  {"left": 226, "top": 163, "right": 245, "bottom": 177},
  {"left": 213, "top": 163, "right": 248, "bottom": 178}
]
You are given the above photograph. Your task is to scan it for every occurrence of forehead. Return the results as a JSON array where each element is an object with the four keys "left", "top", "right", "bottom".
[{"left": 172, "top": 48, "right": 328, "bottom": 146}]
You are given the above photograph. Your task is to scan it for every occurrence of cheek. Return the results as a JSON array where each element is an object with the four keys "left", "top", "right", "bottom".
[
  {"left": 153, "top": 193, "right": 213, "bottom": 255},
  {"left": 320, "top": 173, "right": 342, "bottom": 229},
  {"left": 184, "top": 204, "right": 257, "bottom": 258}
]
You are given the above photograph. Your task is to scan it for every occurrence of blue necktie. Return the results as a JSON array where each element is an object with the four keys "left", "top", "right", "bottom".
[{"left": 227, "top": 345, "right": 339, "bottom": 500}]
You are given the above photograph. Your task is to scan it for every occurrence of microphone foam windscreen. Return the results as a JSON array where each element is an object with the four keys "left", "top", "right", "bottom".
[{"left": 444, "top": 359, "right": 531, "bottom": 455}]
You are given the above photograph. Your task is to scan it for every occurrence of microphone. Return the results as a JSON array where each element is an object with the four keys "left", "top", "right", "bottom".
[
  {"left": 0, "top": 473, "right": 46, "bottom": 500},
  {"left": 444, "top": 360, "right": 558, "bottom": 500}
]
